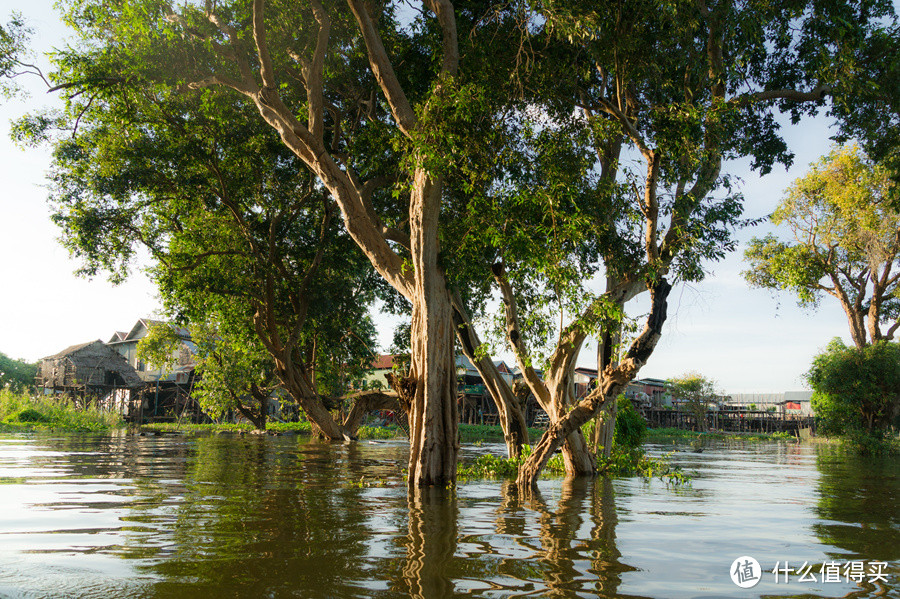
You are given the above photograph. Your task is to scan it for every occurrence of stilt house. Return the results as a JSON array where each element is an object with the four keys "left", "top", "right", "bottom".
[{"left": 37, "top": 340, "right": 144, "bottom": 410}]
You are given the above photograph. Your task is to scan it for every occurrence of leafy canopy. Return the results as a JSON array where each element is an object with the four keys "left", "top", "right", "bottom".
[{"left": 744, "top": 145, "right": 900, "bottom": 346}]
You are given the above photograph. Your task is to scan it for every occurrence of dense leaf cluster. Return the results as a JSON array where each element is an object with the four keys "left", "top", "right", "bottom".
[{"left": 808, "top": 338, "right": 900, "bottom": 450}]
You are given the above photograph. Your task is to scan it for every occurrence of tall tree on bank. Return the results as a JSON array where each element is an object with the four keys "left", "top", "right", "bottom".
[
  {"left": 808, "top": 338, "right": 900, "bottom": 448},
  {"left": 27, "top": 85, "right": 381, "bottom": 438},
  {"left": 497, "top": 0, "right": 898, "bottom": 488},
  {"left": 744, "top": 145, "right": 900, "bottom": 348}
]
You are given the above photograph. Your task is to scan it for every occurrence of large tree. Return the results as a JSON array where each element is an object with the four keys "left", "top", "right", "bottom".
[
  {"left": 0, "top": 352, "right": 37, "bottom": 393},
  {"left": 668, "top": 372, "right": 721, "bottom": 433},
  {"left": 744, "top": 145, "right": 900, "bottom": 348},
  {"left": 491, "top": 0, "right": 898, "bottom": 488},
  {"left": 40, "top": 0, "right": 533, "bottom": 487},
  {"left": 33, "top": 80, "right": 381, "bottom": 438}
]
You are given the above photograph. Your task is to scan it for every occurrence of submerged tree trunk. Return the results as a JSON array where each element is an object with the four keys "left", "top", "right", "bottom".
[
  {"left": 546, "top": 364, "right": 596, "bottom": 475},
  {"left": 451, "top": 291, "right": 528, "bottom": 459},
  {"left": 518, "top": 280, "right": 671, "bottom": 490},
  {"left": 593, "top": 314, "right": 623, "bottom": 458},
  {"left": 340, "top": 390, "right": 402, "bottom": 437},
  {"left": 404, "top": 168, "right": 459, "bottom": 489}
]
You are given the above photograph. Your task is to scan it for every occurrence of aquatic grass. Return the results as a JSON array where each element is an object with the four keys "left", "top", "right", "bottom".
[
  {"left": 646, "top": 427, "right": 794, "bottom": 442},
  {"left": 459, "top": 444, "right": 687, "bottom": 485},
  {"left": 597, "top": 447, "right": 689, "bottom": 484},
  {"left": 356, "top": 425, "right": 399, "bottom": 439},
  {"left": 458, "top": 423, "right": 545, "bottom": 443},
  {"left": 458, "top": 444, "right": 566, "bottom": 479},
  {"left": 0, "top": 389, "right": 122, "bottom": 432},
  {"left": 139, "top": 420, "right": 401, "bottom": 439}
]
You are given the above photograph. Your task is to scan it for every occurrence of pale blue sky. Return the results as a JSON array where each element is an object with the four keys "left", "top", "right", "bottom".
[{"left": 0, "top": 1, "right": 855, "bottom": 393}]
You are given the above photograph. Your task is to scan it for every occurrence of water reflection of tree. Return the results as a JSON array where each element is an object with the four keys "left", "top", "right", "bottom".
[
  {"left": 813, "top": 445, "right": 900, "bottom": 562},
  {"left": 125, "top": 435, "right": 397, "bottom": 598},
  {"left": 523, "top": 477, "right": 636, "bottom": 598},
  {"left": 393, "top": 487, "right": 458, "bottom": 598}
]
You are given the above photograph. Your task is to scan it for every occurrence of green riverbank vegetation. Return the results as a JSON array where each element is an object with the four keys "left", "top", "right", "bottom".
[
  {"left": 0, "top": 389, "right": 122, "bottom": 432},
  {"left": 646, "top": 427, "right": 796, "bottom": 442},
  {"left": 460, "top": 397, "right": 688, "bottom": 484}
]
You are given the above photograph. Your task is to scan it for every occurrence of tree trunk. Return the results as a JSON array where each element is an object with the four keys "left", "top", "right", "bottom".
[
  {"left": 278, "top": 364, "right": 350, "bottom": 440},
  {"left": 547, "top": 362, "right": 596, "bottom": 475},
  {"left": 451, "top": 291, "right": 528, "bottom": 458},
  {"left": 593, "top": 398, "right": 617, "bottom": 457},
  {"left": 405, "top": 168, "right": 459, "bottom": 489},
  {"left": 518, "top": 279, "right": 671, "bottom": 490},
  {"left": 593, "top": 293, "right": 624, "bottom": 458},
  {"left": 340, "top": 391, "right": 401, "bottom": 436}
]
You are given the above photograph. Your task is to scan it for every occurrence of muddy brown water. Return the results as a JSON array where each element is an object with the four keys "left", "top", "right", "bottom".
[{"left": 0, "top": 432, "right": 896, "bottom": 598}]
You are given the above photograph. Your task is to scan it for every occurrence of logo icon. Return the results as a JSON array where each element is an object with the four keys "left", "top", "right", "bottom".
[{"left": 730, "top": 556, "right": 762, "bottom": 588}]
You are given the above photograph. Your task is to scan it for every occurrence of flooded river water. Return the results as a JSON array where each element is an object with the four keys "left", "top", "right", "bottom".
[{"left": 0, "top": 432, "right": 896, "bottom": 598}]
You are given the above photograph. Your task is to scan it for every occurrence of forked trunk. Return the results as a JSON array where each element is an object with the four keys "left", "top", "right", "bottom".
[
  {"left": 561, "top": 428, "right": 596, "bottom": 474},
  {"left": 547, "top": 363, "right": 596, "bottom": 475},
  {"left": 518, "top": 280, "right": 671, "bottom": 490}
]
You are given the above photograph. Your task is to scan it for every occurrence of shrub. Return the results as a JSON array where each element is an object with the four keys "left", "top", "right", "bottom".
[{"left": 614, "top": 395, "right": 647, "bottom": 449}]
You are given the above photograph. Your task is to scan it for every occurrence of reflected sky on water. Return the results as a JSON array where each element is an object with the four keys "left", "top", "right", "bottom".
[{"left": 0, "top": 432, "right": 896, "bottom": 598}]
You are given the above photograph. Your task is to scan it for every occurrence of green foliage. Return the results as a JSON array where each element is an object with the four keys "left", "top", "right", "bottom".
[
  {"left": 645, "top": 427, "right": 791, "bottom": 442},
  {"left": 458, "top": 444, "right": 567, "bottom": 479},
  {"left": 458, "top": 442, "right": 686, "bottom": 483},
  {"left": 14, "top": 407, "right": 49, "bottom": 423},
  {"left": 356, "top": 425, "right": 398, "bottom": 440},
  {"left": 613, "top": 395, "right": 648, "bottom": 449},
  {"left": 136, "top": 324, "right": 181, "bottom": 372},
  {"left": 596, "top": 447, "right": 688, "bottom": 485},
  {"left": 0, "top": 351, "right": 37, "bottom": 393},
  {"left": 744, "top": 146, "right": 900, "bottom": 346},
  {"left": 807, "top": 338, "right": 900, "bottom": 452},
  {"left": 830, "top": 26, "right": 900, "bottom": 199},
  {"left": 27, "top": 17, "right": 381, "bottom": 426},
  {"left": 0, "top": 12, "right": 32, "bottom": 99},
  {"left": 0, "top": 389, "right": 122, "bottom": 432},
  {"left": 457, "top": 452, "right": 523, "bottom": 479},
  {"left": 668, "top": 372, "right": 720, "bottom": 431}
]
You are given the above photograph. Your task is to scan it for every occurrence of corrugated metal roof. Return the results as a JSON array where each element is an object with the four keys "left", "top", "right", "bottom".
[{"left": 371, "top": 354, "right": 396, "bottom": 370}]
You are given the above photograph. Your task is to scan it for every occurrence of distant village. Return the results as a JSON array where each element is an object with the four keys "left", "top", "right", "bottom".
[{"left": 35, "top": 318, "right": 815, "bottom": 432}]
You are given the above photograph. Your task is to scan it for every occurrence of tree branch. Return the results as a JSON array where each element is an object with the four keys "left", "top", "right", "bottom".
[
  {"left": 346, "top": 0, "right": 417, "bottom": 136},
  {"left": 491, "top": 261, "right": 552, "bottom": 411}
]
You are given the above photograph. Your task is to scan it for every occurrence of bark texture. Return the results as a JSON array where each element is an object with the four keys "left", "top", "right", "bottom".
[
  {"left": 517, "top": 279, "right": 672, "bottom": 490},
  {"left": 451, "top": 291, "right": 528, "bottom": 458}
]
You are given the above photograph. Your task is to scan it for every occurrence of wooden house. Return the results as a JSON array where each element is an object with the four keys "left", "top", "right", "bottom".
[
  {"left": 37, "top": 340, "right": 144, "bottom": 410},
  {"left": 106, "top": 319, "right": 205, "bottom": 423}
]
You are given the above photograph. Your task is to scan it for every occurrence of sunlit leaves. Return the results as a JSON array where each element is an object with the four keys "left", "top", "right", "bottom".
[{"left": 744, "top": 145, "right": 899, "bottom": 323}]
